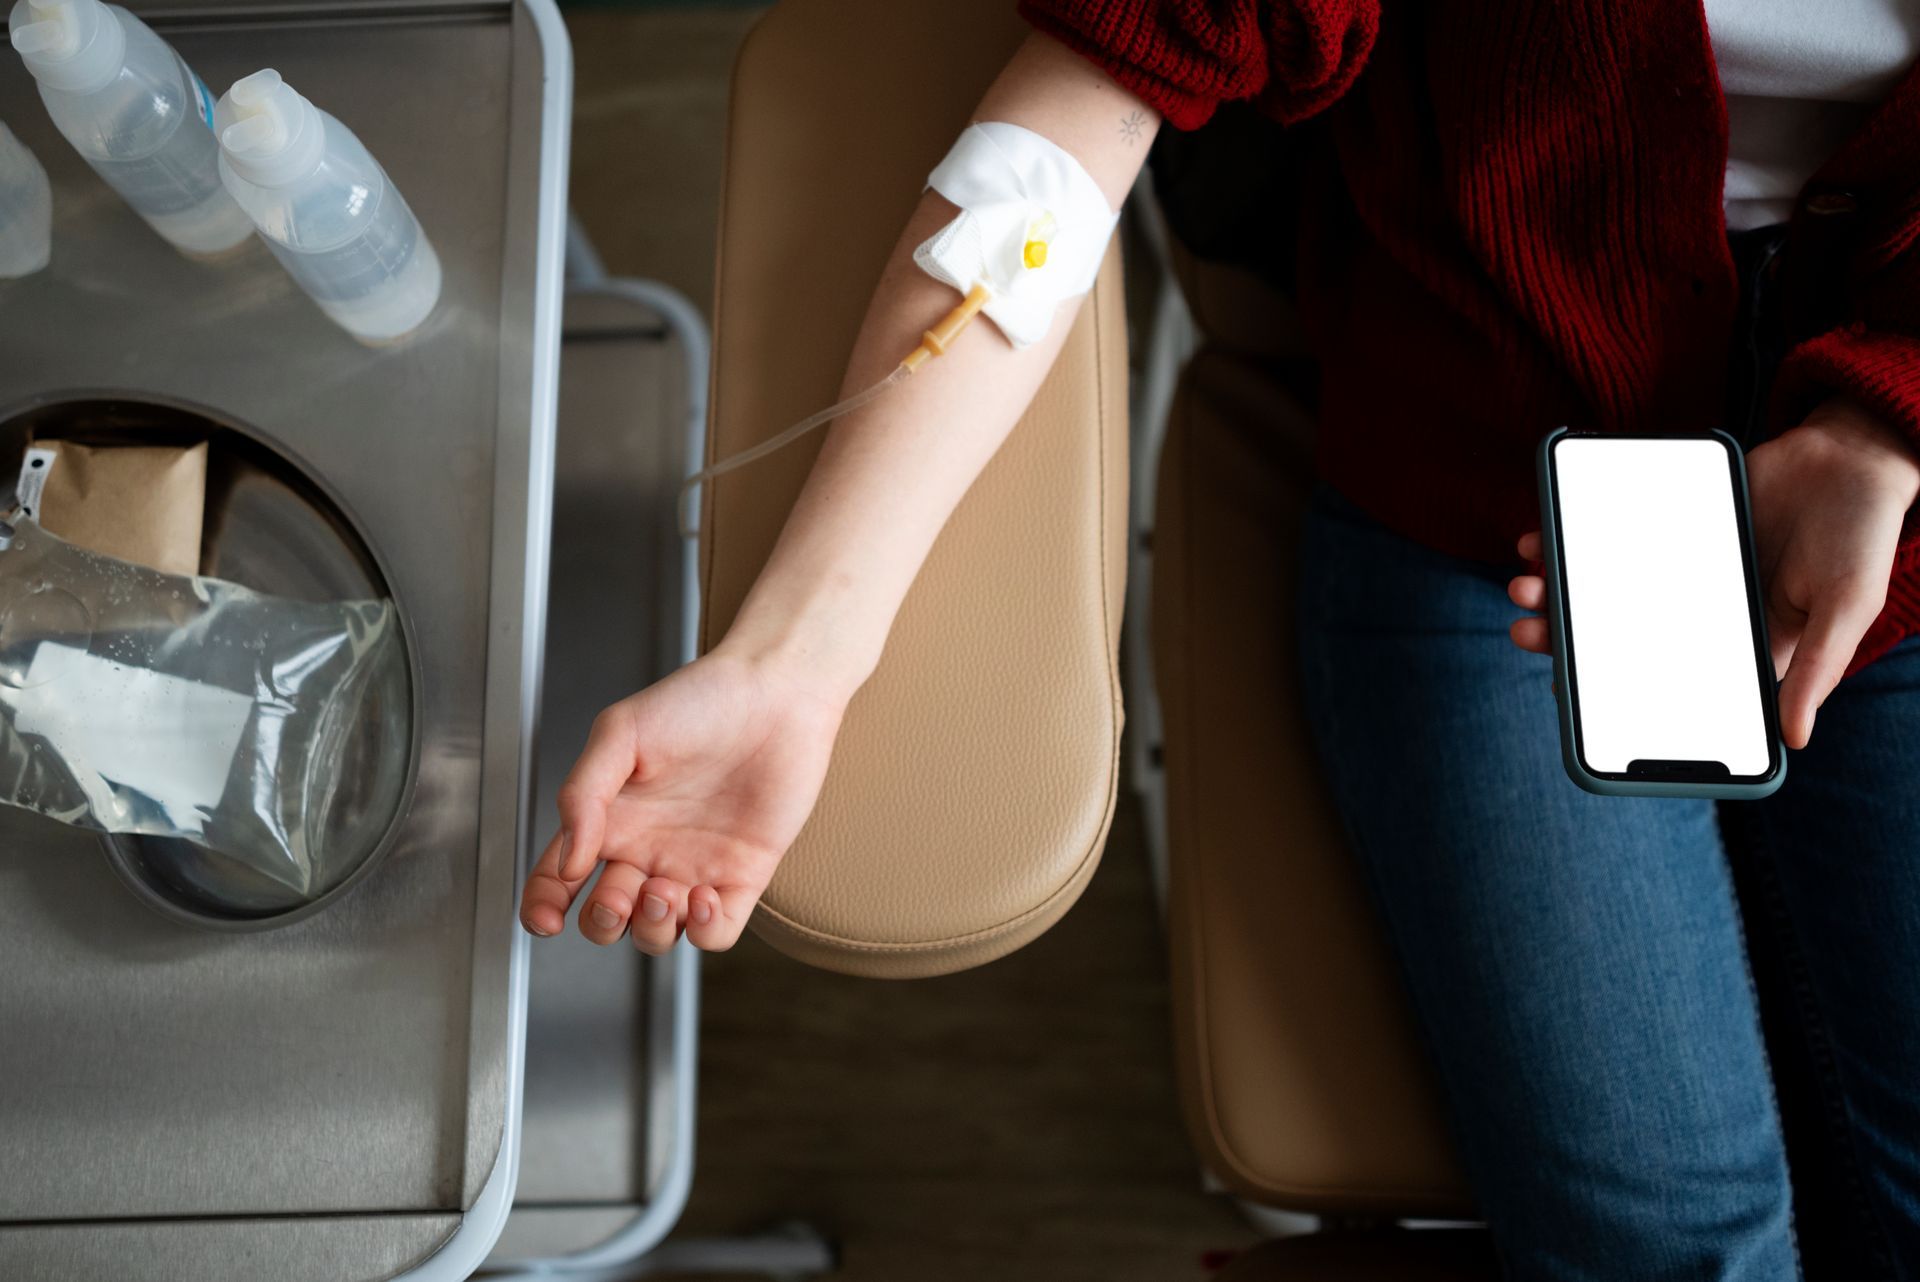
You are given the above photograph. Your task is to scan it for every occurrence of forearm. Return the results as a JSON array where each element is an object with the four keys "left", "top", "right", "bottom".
[
  {"left": 716, "top": 33, "right": 1157, "bottom": 700},
  {"left": 717, "top": 200, "right": 1078, "bottom": 697}
]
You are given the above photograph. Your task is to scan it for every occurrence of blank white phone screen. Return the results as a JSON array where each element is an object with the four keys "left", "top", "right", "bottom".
[{"left": 1553, "top": 437, "right": 1770, "bottom": 777}]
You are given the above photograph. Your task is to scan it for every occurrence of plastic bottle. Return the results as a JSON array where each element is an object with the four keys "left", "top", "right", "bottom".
[
  {"left": 213, "top": 69, "right": 441, "bottom": 343},
  {"left": 0, "top": 122, "right": 51, "bottom": 277},
  {"left": 8, "top": 0, "right": 250, "bottom": 256}
]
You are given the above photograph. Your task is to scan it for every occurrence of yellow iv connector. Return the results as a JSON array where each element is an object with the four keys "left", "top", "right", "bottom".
[
  {"left": 901, "top": 282, "right": 993, "bottom": 371},
  {"left": 679, "top": 283, "right": 994, "bottom": 536}
]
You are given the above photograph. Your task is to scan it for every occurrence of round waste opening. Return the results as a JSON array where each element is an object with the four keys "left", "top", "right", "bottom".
[{"left": 0, "top": 395, "right": 419, "bottom": 929}]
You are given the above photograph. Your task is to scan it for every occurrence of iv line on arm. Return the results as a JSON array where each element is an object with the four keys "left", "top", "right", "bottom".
[
  {"left": 678, "top": 122, "right": 1119, "bottom": 538},
  {"left": 678, "top": 283, "right": 992, "bottom": 536}
]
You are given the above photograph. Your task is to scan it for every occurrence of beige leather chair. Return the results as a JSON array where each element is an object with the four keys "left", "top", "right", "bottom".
[
  {"left": 705, "top": 0, "right": 1125, "bottom": 978},
  {"left": 1152, "top": 248, "right": 1495, "bottom": 1276},
  {"left": 710, "top": 1, "right": 1496, "bottom": 1274}
]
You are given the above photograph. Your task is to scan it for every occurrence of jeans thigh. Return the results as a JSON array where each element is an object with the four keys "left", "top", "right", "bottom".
[
  {"left": 1295, "top": 488, "right": 1796, "bottom": 1281},
  {"left": 1725, "top": 635, "right": 1920, "bottom": 1281}
]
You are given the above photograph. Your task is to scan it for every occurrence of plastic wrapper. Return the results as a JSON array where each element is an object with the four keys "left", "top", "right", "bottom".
[{"left": 0, "top": 512, "right": 409, "bottom": 903}]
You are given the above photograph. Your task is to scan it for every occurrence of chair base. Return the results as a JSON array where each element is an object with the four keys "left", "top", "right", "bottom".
[{"left": 1214, "top": 1228, "right": 1496, "bottom": 1282}]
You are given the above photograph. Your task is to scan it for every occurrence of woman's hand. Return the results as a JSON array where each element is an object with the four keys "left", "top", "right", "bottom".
[
  {"left": 1508, "top": 401, "right": 1920, "bottom": 748},
  {"left": 1745, "top": 402, "right": 1919, "bottom": 745},
  {"left": 517, "top": 645, "right": 846, "bottom": 954}
]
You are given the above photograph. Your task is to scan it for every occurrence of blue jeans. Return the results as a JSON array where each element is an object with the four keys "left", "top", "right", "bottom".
[{"left": 1295, "top": 486, "right": 1920, "bottom": 1281}]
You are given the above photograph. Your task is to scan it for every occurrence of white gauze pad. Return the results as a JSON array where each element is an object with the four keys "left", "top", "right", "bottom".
[{"left": 914, "top": 122, "right": 1119, "bottom": 349}]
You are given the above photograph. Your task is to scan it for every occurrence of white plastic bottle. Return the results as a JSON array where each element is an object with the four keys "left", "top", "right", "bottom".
[
  {"left": 213, "top": 69, "right": 441, "bottom": 344},
  {"left": 0, "top": 122, "right": 52, "bottom": 277},
  {"left": 8, "top": 0, "right": 250, "bottom": 256}
]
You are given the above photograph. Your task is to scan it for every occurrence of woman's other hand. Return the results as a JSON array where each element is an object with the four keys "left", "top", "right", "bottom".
[
  {"left": 1507, "top": 401, "right": 1920, "bottom": 748},
  {"left": 1745, "top": 401, "right": 1919, "bottom": 746},
  {"left": 517, "top": 646, "right": 845, "bottom": 954}
]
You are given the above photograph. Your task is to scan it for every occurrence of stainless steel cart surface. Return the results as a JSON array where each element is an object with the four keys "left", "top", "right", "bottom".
[{"left": 0, "top": 0, "right": 571, "bottom": 1275}]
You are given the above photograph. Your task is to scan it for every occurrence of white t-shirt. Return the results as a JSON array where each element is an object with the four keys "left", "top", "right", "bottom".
[{"left": 1706, "top": 0, "right": 1920, "bottom": 230}]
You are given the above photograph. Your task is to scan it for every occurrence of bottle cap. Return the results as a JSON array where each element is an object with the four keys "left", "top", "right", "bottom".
[
  {"left": 9, "top": 0, "right": 125, "bottom": 95},
  {"left": 214, "top": 68, "right": 325, "bottom": 187}
]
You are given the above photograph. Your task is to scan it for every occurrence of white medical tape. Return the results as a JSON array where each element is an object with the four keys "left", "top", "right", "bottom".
[{"left": 913, "top": 122, "right": 1119, "bottom": 349}]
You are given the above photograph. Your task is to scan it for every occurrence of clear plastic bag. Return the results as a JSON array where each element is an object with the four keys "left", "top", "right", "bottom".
[{"left": 0, "top": 511, "right": 409, "bottom": 901}]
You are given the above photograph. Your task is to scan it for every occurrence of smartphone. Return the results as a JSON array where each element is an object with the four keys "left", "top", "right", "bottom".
[{"left": 1536, "top": 428, "right": 1785, "bottom": 798}]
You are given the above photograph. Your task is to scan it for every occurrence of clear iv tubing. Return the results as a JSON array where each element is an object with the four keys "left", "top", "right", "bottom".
[
  {"left": 679, "top": 282, "right": 994, "bottom": 537},
  {"left": 676, "top": 367, "right": 908, "bottom": 537}
]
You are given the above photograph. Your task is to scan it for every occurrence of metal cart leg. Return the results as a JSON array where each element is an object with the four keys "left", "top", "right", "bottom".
[{"left": 477, "top": 217, "right": 833, "bottom": 1281}]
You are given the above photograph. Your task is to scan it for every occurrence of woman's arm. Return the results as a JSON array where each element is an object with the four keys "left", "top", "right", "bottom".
[
  {"left": 519, "top": 32, "right": 1159, "bottom": 953},
  {"left": 721, "top": 32, "right": 1155, "bottom": 705}
]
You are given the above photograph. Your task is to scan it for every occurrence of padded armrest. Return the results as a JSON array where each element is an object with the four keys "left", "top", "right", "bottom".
[
  {"left": 1154, "top": 336, "right": 1473, "bottom": 1214},
  {"left": 703, "top": 0, "right": 1129, "bottom": 977}
]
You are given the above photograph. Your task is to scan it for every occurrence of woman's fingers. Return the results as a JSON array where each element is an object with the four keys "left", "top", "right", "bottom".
[
  {"left": 579, "top": 861, "right": 647, "bottom": 944},
  {"left": 1767, "top": 604, "right": 1801, "bottom": 682},
  {"left": 630, "top": 877, "right": 689, "bottom": 956},
  {"left": 684, "top": 884, "right": 752, "bottom": 953},
  {"left": 520, "top": 829, "right": 590, "bottom": 937},
  {"left": 1508, "top": 570, "right": 1551, "bottom": 655},
  {"left": 545, "top": 839, "right": 695, "bottom": 952},
  {"left": 1509, "top": 615, "right": 1551, "bottom": 654},
  {"left": 1508, "top": 542, "right": 1551, "bottom": 657},
  {"left": 1777, "top": 587, "right": 1881, "bottom": 749},
  {"left": 555, "top": 706, "right": 641, "bottom": 881}
]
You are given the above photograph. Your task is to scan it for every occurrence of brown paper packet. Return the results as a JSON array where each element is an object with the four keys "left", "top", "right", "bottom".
[{"left": 18, "top": 440, "right": 208, "bottom": 577}]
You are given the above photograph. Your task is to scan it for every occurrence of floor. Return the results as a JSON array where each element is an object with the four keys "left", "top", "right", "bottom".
[
  {"left": 566, "top": 7, "right": 1260, "bottom": 1279},
  {"left": 567, "top": 7, "right": 759, "bottom": 324}
]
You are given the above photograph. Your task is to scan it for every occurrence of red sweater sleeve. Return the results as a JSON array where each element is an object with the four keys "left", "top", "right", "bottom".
[{"left": 1016, "top": 0, "right": 1378, "bottom": 129}]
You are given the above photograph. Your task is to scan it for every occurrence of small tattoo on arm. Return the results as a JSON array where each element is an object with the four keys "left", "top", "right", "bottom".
[{"left": 1118, "top": 109, "right": 1145, "bottom": 145}]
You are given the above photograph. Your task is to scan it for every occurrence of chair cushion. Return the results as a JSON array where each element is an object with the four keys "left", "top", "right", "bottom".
[
  {"left": 705, "top": 0, "right": 1129, "bottom": 976},
  {"left": 1152, "top": 342, "right": 1474, "bottom": 1213}
]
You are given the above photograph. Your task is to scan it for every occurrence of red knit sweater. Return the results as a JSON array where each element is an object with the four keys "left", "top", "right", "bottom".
[{"left": 1020, "top": 0, "right": 1920, "bottom": 670}]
